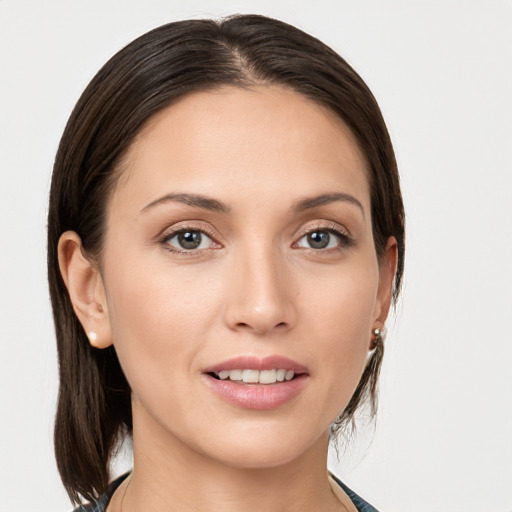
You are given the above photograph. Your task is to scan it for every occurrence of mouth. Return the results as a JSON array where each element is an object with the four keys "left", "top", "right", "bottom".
[
  {"left": 202, "top": 355, "right": 308, "bottom": 410},
  {"left": 207, "top": 368, "right": 300, "bottom": 385}
]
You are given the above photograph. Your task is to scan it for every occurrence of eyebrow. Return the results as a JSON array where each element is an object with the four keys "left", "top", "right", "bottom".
[
  {"left": 293, "top": 192, "right": 365, "bottom": 217},
  {"left": 140, "top": 191, "right": 364, "bottom": 217},
  {"left": 140, "top": 193, "right": 231, "bottom": 215}
]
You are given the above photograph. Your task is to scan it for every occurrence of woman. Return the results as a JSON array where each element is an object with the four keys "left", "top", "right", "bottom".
[{"left": 48, "top": 14, "right": 404, "bottom": 512}]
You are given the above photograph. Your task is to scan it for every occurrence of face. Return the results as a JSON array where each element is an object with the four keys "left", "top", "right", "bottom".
[{"left": 97, "top": 86, "right": 395, "bottom": 468}]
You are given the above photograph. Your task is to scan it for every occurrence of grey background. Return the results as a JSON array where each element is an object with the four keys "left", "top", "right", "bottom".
[{"left": 1, "top": 1, "right": 511, "bottom": 510}]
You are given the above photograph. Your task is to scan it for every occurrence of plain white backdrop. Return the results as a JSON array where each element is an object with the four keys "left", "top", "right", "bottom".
[{"left": 0, "top": 1, "right": 511, "bottom": 511}]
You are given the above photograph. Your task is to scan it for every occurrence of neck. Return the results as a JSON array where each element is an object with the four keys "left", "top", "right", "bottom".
[{"left": 119, "top": 404, "right": 348, "bottom": 512}]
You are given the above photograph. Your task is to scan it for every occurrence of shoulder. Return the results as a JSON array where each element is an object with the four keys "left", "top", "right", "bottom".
[
  {"left": 71, "top": 473, "right": 129, "bottom": 512},
  {"left": 329, "top": 472, "right": 380, "bottom": 512}
]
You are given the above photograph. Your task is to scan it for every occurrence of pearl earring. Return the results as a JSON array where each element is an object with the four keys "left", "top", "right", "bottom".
[
  {"left": 371, "top": 327, "right": 383, "bottom": 350},
  {"left": 88, "top": 331, "right": 98, "bottom": 344}
]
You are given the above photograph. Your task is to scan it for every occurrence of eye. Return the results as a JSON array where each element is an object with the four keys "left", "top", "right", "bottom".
[
  {"left": 295, "top": 228, "right": 350, "bottom": 250},
  {"left": 162, "top": 229, "right": 216, "bottom": 252}
]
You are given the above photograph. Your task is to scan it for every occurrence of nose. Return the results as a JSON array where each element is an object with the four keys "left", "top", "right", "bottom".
[{"left": 223, "top": 245, "right": 297, "bottom": 336}]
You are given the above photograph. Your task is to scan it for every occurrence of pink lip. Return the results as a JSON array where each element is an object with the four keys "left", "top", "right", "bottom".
[
  {"left": 202, "top": 355, "right": 309, "bottom": 410},
  {"left": 203, "top": 355, "right": 308, "bottom": 374}
]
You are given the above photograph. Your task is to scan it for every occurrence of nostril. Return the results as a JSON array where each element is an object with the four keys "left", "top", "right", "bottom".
[{"left": 234, "top": 321, "right": 288, "bottom": 334}]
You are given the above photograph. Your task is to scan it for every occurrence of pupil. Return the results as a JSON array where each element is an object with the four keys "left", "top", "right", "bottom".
[
  {"left": 308, "top": 231, "right": 329, "bottom": 249},
  {"left": 178, "top": 231, "right": 201, "bottom": 249}
]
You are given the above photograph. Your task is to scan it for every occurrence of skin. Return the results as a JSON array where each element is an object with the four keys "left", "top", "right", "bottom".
[{"left": 59, "top": 86, "right": 397, "bottom": 511}]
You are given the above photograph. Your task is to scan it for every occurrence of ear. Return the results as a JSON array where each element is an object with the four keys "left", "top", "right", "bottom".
[
  {"left": 372, "top": 236, "right": 399, "bottom": 333},
  {"left": 58, "top": 231, "right": 113, "bottom": 349}
]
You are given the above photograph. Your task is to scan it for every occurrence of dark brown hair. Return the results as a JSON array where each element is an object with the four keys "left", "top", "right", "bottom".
[{"left": 48, "top": 14, "right": 405, "bottom": 505}]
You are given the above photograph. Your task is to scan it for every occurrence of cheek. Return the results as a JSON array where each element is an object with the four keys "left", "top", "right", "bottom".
[
  {"left": 102, "top": 255, "right": 223, "bottom": 398},
  {"left": 300, "top": 256, "right": 379, "bottom": 340},
  {"left": 298, "top": 259, "right": 379, "bottom": 404}
]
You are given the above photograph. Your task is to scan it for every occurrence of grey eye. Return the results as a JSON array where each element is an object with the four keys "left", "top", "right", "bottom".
[
  {"left": 165, "top": 230, "right": 213, "bottom": 251},
  {"left": 177, "top": 231, "right": 202, "bottom": 249},
  {"left": 296, "top": 230, "right": 341, "bottom": 250},
  {"left": 307, "top": 231, "right": 330, "bottom": 249}
]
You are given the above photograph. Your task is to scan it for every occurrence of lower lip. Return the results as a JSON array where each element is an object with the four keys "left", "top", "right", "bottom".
[{"left": 203, "top": 374, "right": 308, "bottom": 410}]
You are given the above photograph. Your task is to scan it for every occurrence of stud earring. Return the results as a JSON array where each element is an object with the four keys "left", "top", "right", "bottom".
[
  {"left": 88, "top": 331, "right": 98, "bottom": 345},
  {"left": 371, "top": 327, "right": 383, "bottom": 350}
]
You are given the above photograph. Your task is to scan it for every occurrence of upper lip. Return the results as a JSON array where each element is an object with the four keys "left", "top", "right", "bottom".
[{"left": 203, "top": 355, "right": 308, "bottom": 374}]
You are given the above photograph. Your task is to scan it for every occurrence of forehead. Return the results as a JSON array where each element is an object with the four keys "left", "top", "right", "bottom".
[{"left": 113, "top": 85, "right": 370, "bottom": 214}]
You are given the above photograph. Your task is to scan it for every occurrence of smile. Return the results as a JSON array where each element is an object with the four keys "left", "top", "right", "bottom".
[
  {"left": 213, "top": 369, "right": 296, "bottom": 384},
  {"left": 203, "top": 356, "right": 309, "bottom": 410}
]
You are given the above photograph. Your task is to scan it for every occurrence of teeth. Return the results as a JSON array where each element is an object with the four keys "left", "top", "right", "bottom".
[
  {"left": 216, "top": 369, "right": 296, "bottom": 384},
  {"left": 229, "top": 369, "right": 243, "bottom": 381},
  {"left": 259, "top": 369, "right": 277, "bottom": 384},
  {"left": 242, "top": 369, "right": 259, "bottom": 383}
]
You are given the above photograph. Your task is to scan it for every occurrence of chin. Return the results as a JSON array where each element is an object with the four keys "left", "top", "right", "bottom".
[{"left": 193, "top": 423, "right": 329, "bottom": 470}]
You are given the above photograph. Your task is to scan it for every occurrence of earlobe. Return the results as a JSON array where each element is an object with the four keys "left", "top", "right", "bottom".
[{"left": 58, "top": 231, "right": 113, "bottom": 349}]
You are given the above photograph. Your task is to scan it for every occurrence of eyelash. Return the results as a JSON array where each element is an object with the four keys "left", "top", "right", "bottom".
[
  {"left": 293, "top": 222, "right": 353, "bottom": 252},
  {"left": 158, "top": 222, "right": 353, "bottom": 255},
  {"left": 159, "top": 224, "right": 219, "bottom": 255}
]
